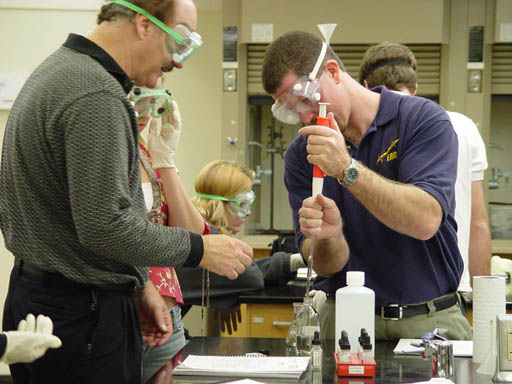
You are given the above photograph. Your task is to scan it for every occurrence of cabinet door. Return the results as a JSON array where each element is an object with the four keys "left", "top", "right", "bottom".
[
  {"left": 247, "top": 303, "right": 294, "bottom": 338},
  {"left": 218, "top": 304, "right": 249, "bottom": 337}
]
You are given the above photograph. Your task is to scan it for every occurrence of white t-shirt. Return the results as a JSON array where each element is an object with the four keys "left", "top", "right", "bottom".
[{"left": 447, "top": 111, "right": 488, "bottom": 292}]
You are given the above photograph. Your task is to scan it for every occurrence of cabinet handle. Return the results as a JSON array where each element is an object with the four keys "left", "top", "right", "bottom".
[{"left": 272, "top": 321, "right": 291, "bottom": 326}]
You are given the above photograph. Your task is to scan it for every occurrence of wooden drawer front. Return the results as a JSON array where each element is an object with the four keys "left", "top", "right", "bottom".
[
  {"left": 466, "top": 306, "right": 512, "bottom": 326},
  {"left": 247, "top": 304, "right": 294, "bottom": 338},
  {"left": 218, "top": 304, "right": 249, "bottom": 338},
  {"left": 253, "top": 248, "right": 271, "bottom": 259}
]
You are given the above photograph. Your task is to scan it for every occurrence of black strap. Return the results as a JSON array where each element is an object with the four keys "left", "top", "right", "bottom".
[
  {"left": 15, "top": 258, "right": 134, "bottom": 293},
  {"left": 362, "top": 59, "right": 413, "bottom": 81},
  {"left": 377, "top": 293, "right": 458, "bottom": 320}
]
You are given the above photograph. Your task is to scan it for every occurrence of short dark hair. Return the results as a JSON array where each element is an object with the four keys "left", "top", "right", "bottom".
[
  {"left": 261, "top": 30, "right": 345, "bottom": 95},
  {"left": 359, "top": 42, "right": 417, "bottom": 94},
  {"left": 97, "top": 0, "right": 175, "bottom": 25}
]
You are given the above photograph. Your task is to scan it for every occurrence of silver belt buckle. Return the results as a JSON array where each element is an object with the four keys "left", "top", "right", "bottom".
[{"left": 381, "top": 304, "right": 405, "bottom": 320}]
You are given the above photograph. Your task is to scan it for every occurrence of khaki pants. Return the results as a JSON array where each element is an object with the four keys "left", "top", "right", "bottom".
[{"left": 320, "top": 294, "right": 472, "bottom": 345}]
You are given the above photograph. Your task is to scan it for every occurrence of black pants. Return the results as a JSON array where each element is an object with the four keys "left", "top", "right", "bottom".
[{"left": 3, "top": 266, "right": 142, "bottom": 384}]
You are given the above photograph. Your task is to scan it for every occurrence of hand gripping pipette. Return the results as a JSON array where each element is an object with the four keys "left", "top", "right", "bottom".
[
  {"left": 305, "top": 23, "right": 337, "bottom": 301},
  {"left": 305, "top": 102, "right": 331, "bottom": 299}
]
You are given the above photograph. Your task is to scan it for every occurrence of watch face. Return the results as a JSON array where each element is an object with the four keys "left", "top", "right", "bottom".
[
  {"left": 346, "top": 168, "right": 358, "bottom": 182},
  {"left": 346, "top": 168, "right": 358, "bottom": 181},
  {"left": 340, "top": 159, "right": 358, "bottom": 187}
]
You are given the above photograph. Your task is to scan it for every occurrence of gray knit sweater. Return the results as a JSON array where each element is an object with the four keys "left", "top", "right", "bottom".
[{"left": 0, "top": 36, "right": 203, "bottom": 288}]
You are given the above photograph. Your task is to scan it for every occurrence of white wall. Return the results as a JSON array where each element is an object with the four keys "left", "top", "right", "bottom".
[
  {"left": 164, "top": 9, "right": 223, "bottom": 195},
  {"left": 0, "top": 4, "right": 222, "bottom": 373},
  {"left": 0, "top": 8, "right": 96, "bottom": 375}
]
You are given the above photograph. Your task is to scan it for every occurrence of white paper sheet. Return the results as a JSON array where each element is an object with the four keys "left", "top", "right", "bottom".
[
  {"left": 296, "top": 268, "right": 317, "bottom": 280},
  {"left": 393, "top": 339, "right": 473, "bottom": 357},
  {"left": 173, "top": 355, "right": 310, "bottom": 379}
]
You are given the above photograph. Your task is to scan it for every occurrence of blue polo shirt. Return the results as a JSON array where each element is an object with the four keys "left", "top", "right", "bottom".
[{"left": 284, "top": 86, "right": 462, "bottom": 307}]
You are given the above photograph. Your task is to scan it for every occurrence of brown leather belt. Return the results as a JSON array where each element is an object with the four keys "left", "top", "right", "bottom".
[
  {"left": 15, "top": 258, "right": 135, "bottom": 293},
  {"left": 376, "top": 293, "right": 458, "bottom": 320}
]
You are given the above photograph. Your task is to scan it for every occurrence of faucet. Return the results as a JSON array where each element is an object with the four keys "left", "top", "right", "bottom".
[
  {"left": 252, "top": 165, "right": 272, "bottom": 186},
  {"left": 489, "top": 143, "right": 504, "bottom": 151},
  {"left": 247, "top": 140, "right": 277, "bottom": 153},
  {"left": 488, "top": 167, "right": 510, "bottom": 190},
  {"left": 487, "top": 143, "right": 510, "bottom": 189}
]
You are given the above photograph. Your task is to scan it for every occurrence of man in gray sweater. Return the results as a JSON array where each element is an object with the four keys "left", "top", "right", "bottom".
[{"left": 0, "top": 0, "right": 252, "bottom": 382}]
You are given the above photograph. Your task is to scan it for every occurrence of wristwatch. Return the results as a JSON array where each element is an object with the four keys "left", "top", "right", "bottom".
[{"left": 338, "top": 158, "right": 359, "bottom": 187}]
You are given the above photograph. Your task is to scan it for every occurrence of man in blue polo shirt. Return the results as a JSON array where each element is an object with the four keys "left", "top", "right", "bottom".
[{"left": 261, "top": 30, "right": 472, "bottom": 342}]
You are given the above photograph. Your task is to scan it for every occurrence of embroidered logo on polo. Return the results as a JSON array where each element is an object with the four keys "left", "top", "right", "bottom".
[{"left": 376, "top": 138, "right": 399, "bottom": 166}]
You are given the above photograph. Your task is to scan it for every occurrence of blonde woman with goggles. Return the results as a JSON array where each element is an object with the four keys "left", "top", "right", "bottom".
[{"left": 176, "top": 160, "right": 306, "bottom": 335}]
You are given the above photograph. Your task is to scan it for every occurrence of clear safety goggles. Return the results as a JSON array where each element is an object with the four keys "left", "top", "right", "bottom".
[
  {"left": 128, "top": 85, "right": 172, "bottom": 118},
  {"left": 163, "top": 24, "right": 203, "bottom": 64},
  {"left": 196, "top": 190, "right": 256, "bottom": 217},
  {"left": 271, "top": 42, "right": 328, "bottom": 125},
  {"left": 111, "top": 0, "right": 203, "bottom": 64}
]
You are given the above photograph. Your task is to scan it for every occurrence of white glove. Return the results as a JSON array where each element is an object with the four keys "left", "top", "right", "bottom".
[
  {"left": 308, "top": 290, "right": 327, "bottom": 313},
  {"left": 491, "top": 255, "right": 512, "bottom": 299},
  {"left": 290, "top": 253, "right": 306, "bottom": 272},
  {"left": 1, "top": 314, "right": 62, "bottom": 365},
  {"left": 147, "top": 100, "right": 182, "bottom": 169}
]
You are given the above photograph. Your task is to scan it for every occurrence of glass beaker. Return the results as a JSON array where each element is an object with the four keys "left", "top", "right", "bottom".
[
  {"left": 286, "top": 302, "right": 304, "bottom": 348},
  {"left": 296, "top": 297, "right": 320, "bottom": 355}
]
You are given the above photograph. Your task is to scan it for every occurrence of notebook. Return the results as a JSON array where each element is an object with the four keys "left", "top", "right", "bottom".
[
  {"left": 172, "top": 355, "right": 310, "bottom": 379},
  {"left": 296, "top": 268, "right": 317, "bottom": 281}
]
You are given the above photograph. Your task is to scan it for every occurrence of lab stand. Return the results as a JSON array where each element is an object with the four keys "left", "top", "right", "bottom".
[{"left": 245, "top": 97, "right": 300, "bottom": 235}]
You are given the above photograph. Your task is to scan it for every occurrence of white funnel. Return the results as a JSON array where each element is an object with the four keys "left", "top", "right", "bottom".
[
  {"left": 477, "top": 319, "right": 496, "bottom": 375},
  {"left": 317, "top": 23, "right": 337, "bottom": 44}
]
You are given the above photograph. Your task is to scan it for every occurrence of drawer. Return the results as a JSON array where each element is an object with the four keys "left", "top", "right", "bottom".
[
  {"left": 218, "top": 304, "right": 249, "bottom": 338},
  {"left": 247, "top": 303, "right": 294, "bottom": 338}
]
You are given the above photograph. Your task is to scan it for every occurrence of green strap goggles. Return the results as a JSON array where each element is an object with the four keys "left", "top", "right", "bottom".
[
  {"left": 111, "top": 0, "right": 203, "bottom": 63},
  {"left": 196, "top": 191, "right": 256, "bottom": 217},
  {"left": 128, "top": 85, "right": 173, "bottom": 118}
]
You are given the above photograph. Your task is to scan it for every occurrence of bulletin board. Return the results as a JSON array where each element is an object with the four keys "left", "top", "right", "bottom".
[{"left": 0, "top": 75, "right": 25, "bottom": 110}]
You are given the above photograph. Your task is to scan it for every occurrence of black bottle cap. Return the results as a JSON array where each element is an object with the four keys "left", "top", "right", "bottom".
[
  {"left": 362, "top": 335, "right": 372, "bottom": 350},
  {"left": 312, "top": 331, "right": 321, "bottom": 346},
  {"left": 339, "top": 330, "right": 350, "bottom": 350},
  {"left": 358, "top": 328, "right": 368, "bottom": 345}
]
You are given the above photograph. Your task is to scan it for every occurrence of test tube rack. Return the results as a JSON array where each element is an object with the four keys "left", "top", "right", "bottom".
[{"left": 334, "top": 351, "right": 376, "bottom": 377}]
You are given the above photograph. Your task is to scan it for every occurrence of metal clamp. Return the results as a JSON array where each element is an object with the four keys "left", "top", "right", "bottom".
[{"left": 421, "top": 339, "right": 454, "bottom": 379}]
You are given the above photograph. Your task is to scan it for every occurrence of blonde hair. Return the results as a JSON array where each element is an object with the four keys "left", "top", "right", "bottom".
[{"left": 192, "top": 160, "right": 255, "bottom": 234}]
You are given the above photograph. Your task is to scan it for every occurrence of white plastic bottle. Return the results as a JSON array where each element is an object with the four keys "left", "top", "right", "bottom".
[{"left": 335, "top": 271, "right": 375, "bottom": 357}]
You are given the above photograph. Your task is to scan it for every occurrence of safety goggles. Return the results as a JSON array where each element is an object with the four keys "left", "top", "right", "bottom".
[
  {"left": 196, "top": 190, "right": 256, "bottom": 217},
  {"left": 128, "top": 85, "right": 172, "bottom": 118},
  {"left": 271, "top": 42, "right": 328, "bottom": 125},
  {"left": 163, "top": 24, "right": 203, "bottom": 64},
  {"left": 111, "top": 0, "right": 203, "bottom": 64}
]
